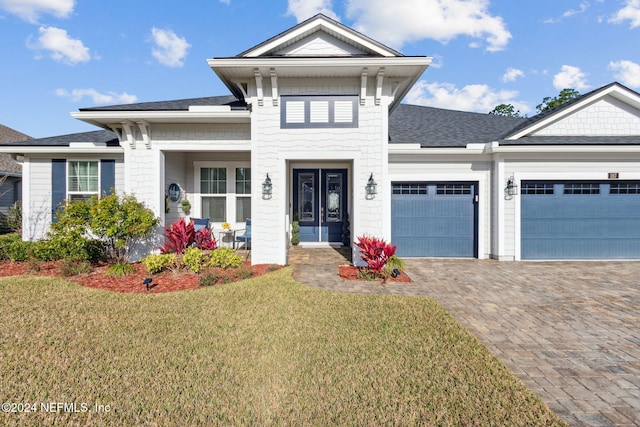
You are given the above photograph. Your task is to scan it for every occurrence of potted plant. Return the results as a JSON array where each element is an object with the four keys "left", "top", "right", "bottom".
[
  {"left": 291, "top": 212, "right": 300, "bottom": 246},
  {"left": 180, "top": 198, "right": 191, "bottom": 214}
]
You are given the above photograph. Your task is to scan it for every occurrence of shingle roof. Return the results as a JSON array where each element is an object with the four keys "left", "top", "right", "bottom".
[
  {"left": 0, "top": 124, "right": 30, "bottom": 174},
  {"left": 9, "top": 82, "right": 640, "bottom": 150},
  {"left": 390, "top": 104, "right": 526, "bottom": 147},
  {"left": 2, "top": 130, "right": 118, "bottom": 147},
  {"left": 79, "top": 95, "right": 246, "bottom": 111}
]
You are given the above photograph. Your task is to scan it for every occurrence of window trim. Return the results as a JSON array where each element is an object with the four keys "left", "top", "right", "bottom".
[
  {"left": 194, "top": 161, "right": 251, "bottom": 227},
  {"left": 281, "top": 95, "right": 358, "bottom": 129},
  {"left": 67, "top": 159, "right": 100, "bottom": 202}
]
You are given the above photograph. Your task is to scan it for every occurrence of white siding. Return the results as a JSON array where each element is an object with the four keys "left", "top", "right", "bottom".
[
  {"left": 249, "top": 78, "right": 390, "bottom": 265},
  {"left": 23, "top": 158, "right": 51, "bottom": 240},
  {"left": 535, "top": 97, "right": 640, "bottom": 136}
]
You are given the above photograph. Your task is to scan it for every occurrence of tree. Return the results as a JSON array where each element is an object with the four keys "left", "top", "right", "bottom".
[
  {"left": 489, "top": 103, "right": 525, "bottom": 118},
  {"left": 536, "top": 88, "right": 580, "bottom": 113}
]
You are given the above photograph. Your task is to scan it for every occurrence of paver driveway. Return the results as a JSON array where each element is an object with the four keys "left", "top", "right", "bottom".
[
  {"left": 403, "top": 259, "right": 640, "bottom": 427},
  {"left": 290, "top": 248, "right": 640, "bottom": 426}
]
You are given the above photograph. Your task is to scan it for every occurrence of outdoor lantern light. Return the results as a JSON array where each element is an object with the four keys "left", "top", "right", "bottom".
[
  {"left": 365, "top": 173, "right": 377, "bottom": 199},
  {"left": 506, "top": 176, "right": 518, "bottom": 197},
  {"left": 262, "top": 173, "right": 273, "bottom": 199}
]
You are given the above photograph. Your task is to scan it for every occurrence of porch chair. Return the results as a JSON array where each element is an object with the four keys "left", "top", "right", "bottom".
[
  {"left": 190, "top": 217, "right": 210, "bottom": 232},
  {"left": 234, "top": 219, "right": 251, "bottom": 260}
]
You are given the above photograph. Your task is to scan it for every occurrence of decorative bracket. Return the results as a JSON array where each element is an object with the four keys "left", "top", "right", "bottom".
[
  {"left": 254, "top": 68, "right": 264, "bottom": 107},
  {"left": 360, "top": 68, "right": 368, "bottom": 106},
  {"left": 119, "top": 121, "right": 135, "bottom": 149},
  {"left": 236, "top": 82, "right": 249, "bottom": 100},
  {"left": 270, "top": 68, "right": 278, "bottom": 106},
  {"left": 375, "top": 68, "right": 385, "bottom": 106},
  {"left": 136, "top": 120, "right": 151, "bottom": 149}
]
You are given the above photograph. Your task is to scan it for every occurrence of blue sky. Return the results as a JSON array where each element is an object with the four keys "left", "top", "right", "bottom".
[{"left": 1, "top": 0, "right": 639, "bottom": 138}]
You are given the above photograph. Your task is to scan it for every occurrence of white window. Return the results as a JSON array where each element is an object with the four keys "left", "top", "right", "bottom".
[
  {"left": 281, "top": 95, "right": 358, "bottom": 128},
  {"left": 195, "top": 162, "right": 251, "bottom": 227},
  {"left": 68, "top": 160, "right": 99, "bottom": 201}
]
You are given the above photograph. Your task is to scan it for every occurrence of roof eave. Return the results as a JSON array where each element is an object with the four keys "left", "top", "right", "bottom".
[{"left": 71, "top": 110, "right": 252, "bottom": 129}]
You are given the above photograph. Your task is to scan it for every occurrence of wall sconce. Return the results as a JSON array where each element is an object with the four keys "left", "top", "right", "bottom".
[
  {"left": 262, "top": 173, "right": 273, "bottom": 199},
  {"left": 505, "top": 176, "right": 518, "bottom": 199},
  {"left": 365, "top": 173, "right": 377, "bottom": 199}
]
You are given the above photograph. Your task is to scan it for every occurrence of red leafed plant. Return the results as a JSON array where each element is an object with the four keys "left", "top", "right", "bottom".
[
  {"left": 160, "top": 218, "right": 219, "bottom": 254},
  {"left": 354, "top": 235, "right": 396, "bottom": 277},
  {"left": 195, "top": 227, "right": 217, "bottom": 250},
  {"left": 160, "top": 218, "right": 195, "bottom": 254}
]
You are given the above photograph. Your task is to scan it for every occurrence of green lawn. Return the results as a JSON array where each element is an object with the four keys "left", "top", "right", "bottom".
[{"left": 0, "top": 268, "right": 566, "bottom": 426}]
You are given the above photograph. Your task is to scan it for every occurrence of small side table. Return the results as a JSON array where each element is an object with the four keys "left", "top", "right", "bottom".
[{"left": 218, "top": 229, "right": 235, "bottom": 248}]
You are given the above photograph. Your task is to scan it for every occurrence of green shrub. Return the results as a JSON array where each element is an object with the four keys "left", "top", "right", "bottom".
[
  {"left": 29, "top": 240, "right": 58, "bottom": 261},
  {"left": 183, "top": 247, "right": 206, "bottom": 273},
  {"left": 0, "top": 233, "right": 22, "bottom": 260},
  {"left": 235, "top": 265, "right": 253, "bottom": 280},
  {"left": 199, "top": 272, "right": 220, "bottom": 286},
  {"left": 60, "top": 259, "right": 92, "bottom": 277},
  {"left": 106, "top": 262, "right": 135, "bottom": 277},
  {"left": 5, "top": 240, "right": 34, "bottom": 262},
  {"left": 141, "top": 253, "right": 177, "bottom": 274},
  {"left": 384, "top": 255, "right": 405, "bottom": 277},
  {"left": 207, "top": 247, "right": 243, "bottom": 269},
  {"left": 49, "top": 194, "right": 158, "bottom": 264},
  {"left": 268, "top": 264, "right": 279, "bottom": 272}
]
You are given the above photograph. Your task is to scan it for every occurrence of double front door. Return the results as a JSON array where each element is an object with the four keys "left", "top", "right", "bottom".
[{"left": 293, "top": 169, "right": 347, "bottom": 243}]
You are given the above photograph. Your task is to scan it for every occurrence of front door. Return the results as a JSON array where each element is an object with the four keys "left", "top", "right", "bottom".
[{"left": 293, "top": 168, "right": 347, "bottom": 243}]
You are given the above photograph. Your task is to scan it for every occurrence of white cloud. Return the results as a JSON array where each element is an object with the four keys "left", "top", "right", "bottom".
[
  {"left": 286, "top": 0, "right": 338, "bottom": 22},
  {"left": 56, "top": 88, "right": 137, "bottom": 105},
  {"left": 609, "top": 60, "right": 640, "bottom": 88},
  {"left": 150, "top": 27, "right": 190, "bottom": 67},
  {"left": 345, "top": 0, "right": 511, "bottom": 51},
  {"left": 0, "top": 0, "right": 74, "bottom": 23},
  {"left": 405, "top": 80, "right": 530, "bottom": 114},
  {"left": 545, "top": 1, "right": 590, "bottom": 23},
  {"left": 219, "top": 0, "right": 230, "bottom": 4},
  {"left": 502, "top": 67, "right": 524, "bottom": 82},
  {"left": 609, "top": 0, "right": 640, "bottom": 28},
  {"left": 553, "top": 65, "right": 590, "bottom": 91},
  {"left": 28, "top": 26, "right": 90, "bottom": 65}
]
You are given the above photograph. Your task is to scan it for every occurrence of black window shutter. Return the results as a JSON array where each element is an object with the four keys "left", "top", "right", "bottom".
[
  {"left": 51, "top": 159, "right": 66, "bottom": 221},
  {"left": 100, "top": 159, "right": 115, "bottom": 196}
]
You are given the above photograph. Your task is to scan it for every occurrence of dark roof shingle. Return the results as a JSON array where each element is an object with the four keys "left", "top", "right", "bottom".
[
  {"left": 390, "top": 104, "right": 525, "bottom": 147},
  {"left": 2, "top": 130, "right": 118, "bottom": 147},
  {"left": 79, "top": 95, "right": 246, "bottom": 111}
]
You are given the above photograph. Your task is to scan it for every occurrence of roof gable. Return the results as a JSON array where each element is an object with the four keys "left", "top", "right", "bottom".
[
  {"left": 237, "top": 14, "right": 402, "bottom": 58},
  {"left": 505, "top": 82, "right": 640, "bottom": 141}
]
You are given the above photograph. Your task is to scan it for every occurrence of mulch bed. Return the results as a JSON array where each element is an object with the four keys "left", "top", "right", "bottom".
[
  {"left": 338, "top": 265, "right": 412, "bottom": 283},
  {"left": 0, "top": 260, "right": 278, "bottom": 294}
]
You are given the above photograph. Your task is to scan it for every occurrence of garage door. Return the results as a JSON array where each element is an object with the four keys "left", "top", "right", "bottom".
[
  {"left": 391, "top": 183, "right": 478, "bottom": 257},
  {"left": 521, "top": 181, "right": 640, "bottom": 259}
]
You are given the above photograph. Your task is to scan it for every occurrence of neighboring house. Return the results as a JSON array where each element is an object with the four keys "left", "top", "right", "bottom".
[
  {"left": 1, "top": 14, "right": 640, "bottom": 263},
  {"left": 0, "top": 124, "right": 29, "bottom": 233}
]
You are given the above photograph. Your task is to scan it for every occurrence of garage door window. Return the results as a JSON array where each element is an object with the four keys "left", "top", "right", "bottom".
[
  {"left": 522, "top": 183, "right": 554, "bottom": 195},
  {"left": 392, "top": 184, "right": 427, "bottom": 195},
  {"left": 610, "top": 182, "right": 640, "bottom": 194},
  {"left": 564, "top": 183, "right": 600, "bottom": 194},
  {"left": 436, "top": 184, "right": 471, "bottom": 195}
]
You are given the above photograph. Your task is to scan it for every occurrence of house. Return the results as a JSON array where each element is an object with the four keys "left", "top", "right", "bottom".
[
  {"left": 2, "top": 14, "right": 640, "bottom": 263},
  {"left": 0, "top": 124, "right": 29, "bottom": 233}
]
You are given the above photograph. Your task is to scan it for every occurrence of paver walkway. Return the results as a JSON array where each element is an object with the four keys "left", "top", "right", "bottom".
[{"left": 289, "top": 247, "right": 640, "bottom": 427}]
